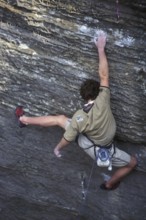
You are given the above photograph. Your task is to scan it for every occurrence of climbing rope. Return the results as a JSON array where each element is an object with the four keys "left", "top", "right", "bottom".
[
  {"left": 82, "top": 159, "right": 96, "bottom": 201},
  {"left": 116, "top": 0, "right": 120, "bottom": 21},
  {"left": 78, "top": 159, "right": 96, "bottom": 219}
]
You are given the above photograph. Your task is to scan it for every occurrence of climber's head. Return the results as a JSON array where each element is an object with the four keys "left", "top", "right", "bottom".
[{"left": 80, "top": 79, "right": 100, "bottom": 102}]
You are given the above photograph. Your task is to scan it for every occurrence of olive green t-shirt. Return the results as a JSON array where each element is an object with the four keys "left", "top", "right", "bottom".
[{"left": 64, "top": 87, "right": 116, "bottom": 146}]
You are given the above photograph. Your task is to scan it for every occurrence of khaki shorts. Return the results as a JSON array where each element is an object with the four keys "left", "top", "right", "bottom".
[
  {"left": 77, "top": 134, "right": 131, "bottom": 167},
  {"left": 65, "top": 121, "right": 131, "bottom": 167}
]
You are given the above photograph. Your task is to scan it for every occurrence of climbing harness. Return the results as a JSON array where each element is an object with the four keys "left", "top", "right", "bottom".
[{"left": 81, "top": 134, "right": 115, "bottom": 171}]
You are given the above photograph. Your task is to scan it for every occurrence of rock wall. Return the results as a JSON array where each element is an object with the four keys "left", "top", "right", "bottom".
[
  {"left": 0, "top": 0, "right": 146, "bottom": 143},
  {"left": 0, "top": 0, "right": 146, "bottom": 220}
]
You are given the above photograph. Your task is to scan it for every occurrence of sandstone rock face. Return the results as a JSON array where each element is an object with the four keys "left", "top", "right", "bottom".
[{"left": 0, "top": 0, "right": 146, "bottom": 220}]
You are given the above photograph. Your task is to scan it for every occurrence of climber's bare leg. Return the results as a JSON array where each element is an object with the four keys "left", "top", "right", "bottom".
[
  {"left": 19, "top": 115, "right": 69, "bottom": 129},
  {"left": 105, "top": 156, "right": 137, "bottom": 189}
]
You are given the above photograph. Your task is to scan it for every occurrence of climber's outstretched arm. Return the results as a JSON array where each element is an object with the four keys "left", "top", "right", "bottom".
[{"left": 94, "top": 32, "right": 109, "bottom": 87}]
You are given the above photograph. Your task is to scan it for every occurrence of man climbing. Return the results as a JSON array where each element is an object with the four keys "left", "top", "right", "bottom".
[{"left": 16, "top": 31, "right": 137, "bottom": 190}]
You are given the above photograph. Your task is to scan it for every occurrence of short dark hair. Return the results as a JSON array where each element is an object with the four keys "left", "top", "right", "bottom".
[{"left": 80, "top": 79, "right": 100, "bottom": 101}]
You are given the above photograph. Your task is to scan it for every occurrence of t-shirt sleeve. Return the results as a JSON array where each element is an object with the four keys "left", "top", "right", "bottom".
[
  {"left": 64, "top": 118, "right": 79, "bottom": 142},
  {"left": 64, "top": 124, "right": 78, "bottom": 142}
]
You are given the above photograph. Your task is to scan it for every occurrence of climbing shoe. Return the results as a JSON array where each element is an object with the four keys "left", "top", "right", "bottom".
[
  {"left": 15, "top": 106, "right": 26, "bottom": 128},
  {"left": 100, "top": 181, "right": 120, "bottom": 191}
]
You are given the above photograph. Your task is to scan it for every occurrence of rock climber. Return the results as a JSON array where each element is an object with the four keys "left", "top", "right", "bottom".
[{"left": 15, "top": 31, "right": 137, "bottom": 190}]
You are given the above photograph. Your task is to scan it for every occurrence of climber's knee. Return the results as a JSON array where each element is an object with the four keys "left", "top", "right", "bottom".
[
  {"left": 57, "top": 115, "right": 69, "bottom": 129},
  {"left": 128, "top": 156, "right": 137, "bottom": 169}
]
